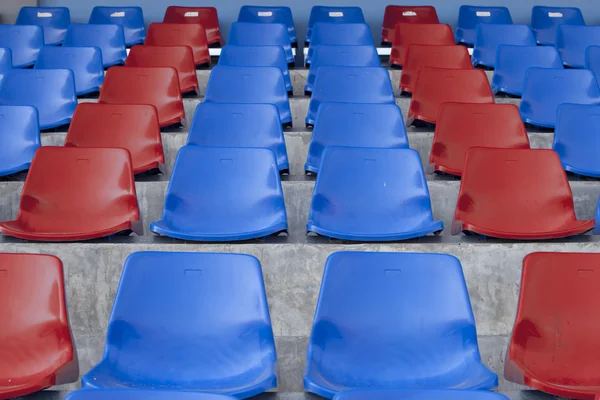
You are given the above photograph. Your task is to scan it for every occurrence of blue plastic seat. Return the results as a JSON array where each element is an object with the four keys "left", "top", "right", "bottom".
[
  {"left": 15, "top": 7, "right": 70, "bottom": 45},
  {"left": 218, "top": 45, "right": 292, "bottom": 94},
  {"left": 82, "top": 251, "right": 277, "bottom": 397},
  {"left": 89, "top": 6, "right": 146, "bottom": 46},
  {"left": 520, "top": 68, "right": 600, "bottom": 128},
  {"left": 0, "top": 25, "right": 43, "bottom": 68},
  {"left": 228, "top": 22, "right": 293, "bottom": 65},
  {"left": 151, "top": 146, "right": 288, "bottom": 241},
  {"left": 34, "top": 46, "right": 104, "bottom": 96},
  {"left": 307, "top": 148, "right": 443, "bottom": 240},
  {"left": 189, "top": 103, "right": 289, "bottom": 172},
  {"left": 455, "top": 5, "right": 513, "bottom": 46},
  {"left": 586, "top": 46, "right": 600, "bottom": 80},
  {"left": 0, "top": 69, "right": 77, "bottom": 130},
  {"left": 472, "top": 24, "right": 536, "bottom": 68},
  {"left": 491, "top": 45, "right": 563, "bottom": 96},
  {"left": 0, "top": 105, "right": 40, "bottom": 176},
  {"left": 305, "top": 23, "right": 373, "bottom": 64},
  {"left": 531, "top": 6, "right": 585, "bottom": 46},
  {"left": 304, "top": 252, "right": 496, "bottom": 398},
  {"left": 306, "top": 6, "right": 365, "bottom": 44},
  {"left": 237, "top": 6, "right": 297, "bottom": 46},
  {"left": 67, "top": 390, "right": 237, "bottom": 400},
  {"left": 557, "top": 25, "right": 600, "bottom": 69},
  {"left": 334, "top": 389, "right": 509, "bottom": 400},
  {"left": 0, "top": 48, "right": 11, "bottom": 86},
  {"left": 205, "top": 65, "right": 292, "bottom": 127},
  {"left": 64, "top": 24, "right": 127, "bottom": 67},
  {"left": 305, "top": 103, "right": 408, "bottom": 174},
  {"left": 307, "top": 66, "right": 395, "bottom": 126}
]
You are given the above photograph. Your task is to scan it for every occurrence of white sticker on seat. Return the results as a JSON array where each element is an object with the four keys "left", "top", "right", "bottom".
[
  {"left": 111, "top": 12, "right": 125, "bottom": 17},
  {"left": 549, "top": 12, "right": 563, "bottom": 18},
  {"left": 258, "top": 11, "right": 273, "bottom": 17},
  {"left": 184, "top": 11, "right": 199, "bottom": 17},
  {"left": 329, "top": 12, "right": 344, "bottom": 17},
  {"left": 402, "top": 11, "right": 417, "bottom": 16},
  {"left": 476, "top": 11, "right": 491, "bottom": 17},
  {"left": 37, "top": 12, "right": 52, "bottom": 18}
]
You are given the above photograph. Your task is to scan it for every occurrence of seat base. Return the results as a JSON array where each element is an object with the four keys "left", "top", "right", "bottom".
[
  {"left": 0, "top": 220, "right": 142, "bottom": 241},
  {"left": 150, "top": 219, "right": 289, "bottom": 242},
  {"left": 306, "top": 220, "right": 444, "bottom": 242},
  {"left": 456, "top": 220, "right": 594, "bottom": 240}
]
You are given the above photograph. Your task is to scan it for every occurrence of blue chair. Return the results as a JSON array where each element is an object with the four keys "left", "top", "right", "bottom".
[
  {"left": 0, "top": 25, "right": 43, "bottom": 68},
  {"left": 455, "top": 5, "right": 513, "bottom": 46},
  {"left": 594, "top": 196, "right": 600, "bottom": 235},
  {"left": 491, "top": 45, "right": 563, "bottom": 96},
  {"left": 67, "top": 390, "right": 237, "bottom": 400},
  {"left": 0, "top": 48, "right": 11, "bottom": 86},
  {"left": 34, "top": 46, "right": 104, "bottom": 96},
  {"left": 16, "top": 6, "right": 70, "bottom": 45},
  {"left": 0, "top": 69, "right": 77, "bottom": 130},
  {"left": 587, "top": 46, "right": 600, "bottom": 80},
  {"left": 64, "top": 24, "right": 127, "bottom": 67},
  {"left": 151, "top": 146, "right": 288, "bottom": 241},
  {"left": 306, "top": 23, "right": 373, "bottom": 64},
  {"left": 307, "top": 148, "right": 443, "bottom": 240},
  {"left": 520, "top": 68, "right": 600, "bottom": 128},
  {"left": 557, "top": 25, "right": 600, "bottom": 69},
  {"left": 205, "top": 65, "right": 292, "bottom": 127},
  {"left": 334, "top": 389, "right": 509, "bottom": 400},
  {"left": 0, "top": 106, "right": 40, "bottom": 176},
  {"left": 89, "top": 6, "right": 146, "bottom": 46},
  {"left": 82, "top": 251, "right": 277, "bottom": 397},
  {"left": 531, "top": 6, "right": 585, "bottom": 46},
  {"left": 218, "top": 45, "right": 293, "bottom": 94},
  {"left": 305, "top": 103, "right": 408, "bottom": 174},
  {"left": 306, "top": 6, "right": 365, "bottom": 44},
  {"left": 472, "top": 24, "right": 536, "bottom": 68},
  {"left": 228, "top": 22, "right": 293, "bottom": 65},
  {"left": 189, "top": 102, "right": 289, "bottom": 172},
  {"left": 307, "top": 66, "right": 395, "bottom": 127},
  {"left": 237, "top": 6, "right": 297, "bottom": 46},
  {"left": 304, "top": 252, "right": 496, "bottom": 398}
]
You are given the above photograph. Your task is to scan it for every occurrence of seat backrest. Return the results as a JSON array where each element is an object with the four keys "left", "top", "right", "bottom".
[
  {"left": 163, "top": 6, "right": 221, "bottom": 45},
  {"left": 383, "top": 5, "right": 439, "bottom": 29},
  {"left": 0, "top": 25, "right": 43, "bottom": 68},
  {"left": 0, "top": 105, "right": 40, "bottom": 175},
  {"left": 88, "top": 6, "right": 146, "bottom": 46},
  {"left": 63, "top": 23, "right": 127, "bottom": 67},
  {"left": 473, "top": 24, "right": 536, "bottom": 68},
  {"left": 531, "top": 6, "right": 585, "bottom": 46},
  {"left": 586, "top": 46, "right": 600, "bottom": 81},
  {"left": 237, "top": 6, "right": 296, "bottom": 44},
  {"left": 306, "top": 23, "right": 373, "bottom": 64},
  {"left": 390, "top": 23, "right": 454, "bottom": 67},
  {"left": 0, "top": 48, "right": 12, "bottom": 85},
  {"left": 16, "top": 6, "right": 70, "bottom": 45},
  {"left": 456, "top": 5, "right": 513, "bottom": 45},
  {"left": 557, "top": 25, "right": 600, "bottom": 68},
  {"left": 553, "top": 103, "right": 600, "bottom": 173},
  {"left": 306, "top": 6, "right": 365, "bottom": 42},
  {"left": 228, "top": 22, "right": 293, "bottom": 64},
  {"left": 145, "top": 22, "right": 210, "bottom": 66}
]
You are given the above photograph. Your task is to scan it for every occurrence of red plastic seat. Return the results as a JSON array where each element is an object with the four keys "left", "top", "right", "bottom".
[
  {"left": 0, "top": 147, "right": 142, "bottom": 241},
  {"left": 430, "top": 103, "right": 531, "bottom": 176},
  {"left": 145, "top": 22, "right": 210, "bottom": 66},
  {"left": 453, "top": 148, "right": 594, "bottom": 240},
  {"left": 126, "top": 45, "right": 199, "bottom": 94},
  {"left": 99, "top": 66, "right": 185, "bottom": 128},
  {"left": 382, "top": 5, "right": 439, "bottom": 45},
  {"left": 506, "top": 252, "right": 600, "bottom": 399},
  {"left": 400, "top": 45, "right": 472, "bottom": 93},
  {"left": 163, "top": 6, "right": 222, "bottom": 46},
  {"left": 389, "top": 23, "right": 454, "bottom": 67},
  {"left": 0, "top": 253, "right": 78, "bottom": 398},
  {"left": 408, "top": 68, "right": 494, "bottom": 125},
  {"left": 65, "top": 103, "right": 165, "bottom": 174}
]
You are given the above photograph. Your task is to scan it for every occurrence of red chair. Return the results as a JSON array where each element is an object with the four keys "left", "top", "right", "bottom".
[
  {"left": 163, "top": 6, "right": 222, "bottom": 46},
  {"left": 0, "top": 147, "right": 142, "bottom": 241},
  {"left": 100, "top": 66, "right": 185, "bottom": 128},
  {"left": 145, "top": 22, "right": 210, "bottom": 66},
  {"left": 0, "top": 253, "right": 78, "bottom": 398},
  {"left": 382, "top": 5, "right": 439, "bottom": 45},
  {"left": 400, "top": 45, "right": 472, "bottom": 93},
  {"left": 126, "top": 45, "right": 199, "bottom": 94},
  {"left": 389, "top": 23, "right": 454, "bottom": 67},
  {"left": 65, "top": 103, "right": 165, "bottom": 175},
  {"left": 430, "top": 103, "right": 530, "bottom": 176},
  {"left": 453, "top": 148, "right": 594, "bottom": 239},
  {"left": 506, "top": 252, "right": 600, "bottom": 399},
  {"left": 408, "top": 68, "right": 494, "bottom": 125}
]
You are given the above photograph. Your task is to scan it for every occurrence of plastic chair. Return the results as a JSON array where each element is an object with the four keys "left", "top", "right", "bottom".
[
  {"left": 150, "top": 147, "right": 288, "bottom": 241},
  {"left": 34, "top": 46, "right": 104, "bottom": 96},
  {"left": 382, "top": 5, "right": 439, "bottom": 45},
  {"left": 400, "top": 44, "right": 472, "bottom": 93},
  {"left": 505, "top": 252, "right": 600, "bottom": 398},
  {"left": 188, "top": 102, "right": 289, "bottom": 172},
  {"left": 63, "top": 24, "right": 127, "bottom": 67},
  {"left": 89, "top": 6, "right": 146, "bottom": 46},
  {"left": 238, "top": 6, "right": 297, "bottom": 46},
  {"left": 145, "top": 23, "right": 210, "bottom": 67},
  {"left": 408, "top": 68, "right": 494, "bottom": 126},
  {"left": 0, "top": 48, "right": 12, "bottom": 88},
  {"left": 557, "top": 25, "right": 600, "bottom": 68},
  {"left": 531, "top": 6, "right": 585, "bottom": 46},
  {"left": 100, "top": 67, "right": 185, "bottom": 128},
  {"left": 455, "top": 6, "right": 513, "bottom": 46},
  {"left": 205, "top": 65, "right": 291, "bottom": 127},
  {"left": 0, "top": 147, "right": 142, "bottom": 241},
  {"left": 586, "top": 46, "right": 600, "bottom": 81},
  {"left": 0, "top": 25, "right": 43, "bottom": 68},
  {"left": 307, "top": 66, "right": 395, "bottom": 127},
  {"left": 307, "top": 148, "right": 443, "bottom": 240},
  {"left": 453, "top": 148, "right": 594, "bottom": 239},
  {"left": 0, "top": 69, "right": 77, "bottom": 130},
  {"left": 0, "top": 253, "right": 78, "bottom": 398},
  {"left": 82, "top": 252, "right": 277, "bottom": 397},
  {"left": 491, "top": 45, "right": 563, "bottom": 96},
  {"left": 163, "top": 6, "right": 222, "bottom": 46},
  {"left": 520, "top": 68, "right": 600, "bottom": 128},
  {"left": 305, "top": 23, "right": 373, "bottom": 65},
  {"left": 0, "top": 106, "right": 40, "bottom": 176},
  {"left": 595, "top": 196, "right": 600, "bottom": 235},
  {"left": 65, "top": 103, "right": 165, "bottom": 175},
  {"left": 389, "top": 23, "right": 455, "bottom": 67},
  {"left": 472, "top": 24, "right": 536, "bottom": 69},
  {"left": 126, "top": 45, "right": 199, "bottom": 94},
  {"left": 305, "top": 103, "right": 409, "bottom": 174},
  {"left": 304, "top": 252, "right": 496, "bottom": 398},
  {"left": 228, "top": 22, "right": 293, "bottom": 65},
  {"left": 16, "top": 6, "right": 70, "bottom": 45},
  {"left": 431, "top": 103, "right": 530, "bottom": 176},
  {"left": 67, "top": 391, "right": 238, "bottom": 400},
  {"left": 306, "top": 6, "right": 365, "bottom": 44},
  {"left": 335, "top": 389, "right": 509, "bottom": 400}
]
